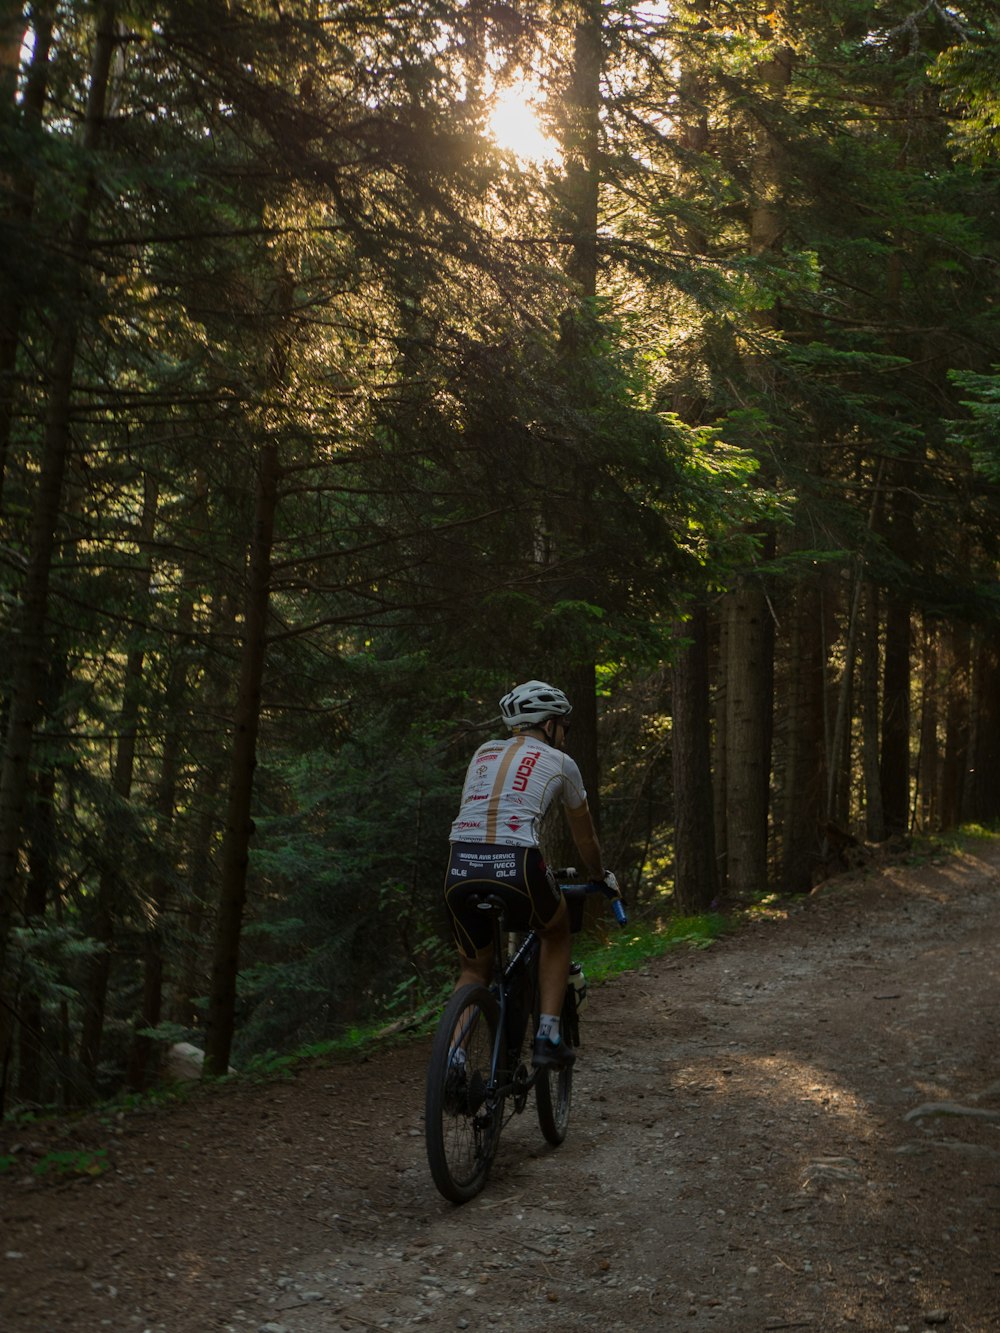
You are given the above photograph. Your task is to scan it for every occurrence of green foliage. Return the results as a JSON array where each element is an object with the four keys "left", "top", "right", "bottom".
[
  {"left": 133, "top": 1021, "right": 191, "bottom": 1046},
  {"left": 955, "top": 823, "right": 1000, "bottom": 842},
  {"left": 574, "top": 913, "right": 731, "bottom": 985},
  {"left": 931, "top": 15, "right": 1000, "bottom": 165},
  {"left": 232, "top": 660, "right": 465, "bottom": 1059},
  {"left": 949, "top": 368, "right": 1000, "bottom": 480},
  {"left": 20, "top": 1148, "right": 110, "bottom": 1180},
  {"left": 672, "top": 418, "right": 791, "bottom": 579},
  {"left": 109, "top": 1086, "right": 189, "bottom": 1114}
]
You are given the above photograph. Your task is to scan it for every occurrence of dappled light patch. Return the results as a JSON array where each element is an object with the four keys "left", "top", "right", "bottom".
[{"left": 680, "top": 1050, "right": 872, "bottom": 1125}]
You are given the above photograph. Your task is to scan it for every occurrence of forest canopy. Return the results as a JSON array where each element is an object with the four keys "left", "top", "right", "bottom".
[{"left": 1, "top": 0, "right": 998, "bottom": 1113}]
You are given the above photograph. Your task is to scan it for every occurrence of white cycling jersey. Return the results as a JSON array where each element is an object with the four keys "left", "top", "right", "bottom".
[{"left": 448, "top": 735, "right": 587, "bottom": 848}]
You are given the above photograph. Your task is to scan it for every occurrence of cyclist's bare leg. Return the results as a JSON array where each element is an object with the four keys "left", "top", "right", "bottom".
[
  {"left": 455, "top": 944, "right": 492, "bottom": 991},
  {"left": 536, "top": 897, "right": 571, "bottom": 1020}
]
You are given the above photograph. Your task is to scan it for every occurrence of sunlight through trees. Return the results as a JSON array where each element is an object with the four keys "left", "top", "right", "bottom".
[{"left": 0, "top": 0, "right": 997, "bottom": 1113}]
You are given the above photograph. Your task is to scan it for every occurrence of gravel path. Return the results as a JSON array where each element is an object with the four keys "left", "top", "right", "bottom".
[{"left": 3, "top": 840, "right": 999, "bottom": 1332}]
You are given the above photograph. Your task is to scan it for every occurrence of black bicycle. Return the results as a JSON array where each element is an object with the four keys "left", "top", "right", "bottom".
[{"left": 425, "top": 873, "right": 627, "bottom": 1204}]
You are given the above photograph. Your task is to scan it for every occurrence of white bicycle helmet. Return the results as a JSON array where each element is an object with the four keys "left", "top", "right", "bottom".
[{"left": 499, "top": 679, "right": 573, "bottom": 730}]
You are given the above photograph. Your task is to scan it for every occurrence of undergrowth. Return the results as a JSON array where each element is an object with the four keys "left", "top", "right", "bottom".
[
  {"left": 0, "top": 1147, "right": 108, "bottom": 1178},
  {"left": 574, "top": 911, "right": 730, "bottom": 985},
  {"left": 16, "top": 824, "right": 997, "bottom": 1120},
  {"left": 240, "top": 908, "right": 731, "bottom": 1078}
]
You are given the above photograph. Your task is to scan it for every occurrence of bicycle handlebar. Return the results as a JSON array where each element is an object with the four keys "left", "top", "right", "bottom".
[{"left": 553, "top": 869, "right": 628, "bottom": 927}]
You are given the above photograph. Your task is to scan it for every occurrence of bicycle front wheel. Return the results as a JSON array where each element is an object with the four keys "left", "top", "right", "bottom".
[
  {"left": 425, "top": 984, "right": 500, "bottom": 1203},
  {"left": 535, "top": 1058, "right": 573, "bottom": 1144},
  {"left": 535, "top": 990, "right": 574, "bottom": 1145}
]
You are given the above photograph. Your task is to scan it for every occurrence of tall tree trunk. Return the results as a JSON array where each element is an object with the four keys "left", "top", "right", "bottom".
[
  {"left": 713, "top": 606, "right": 728, "bottom": 889},
  {"left": 827, "top": 462, "right": 884, "bottom": 836},
  {"left": 0, "top": 3, "right": 53, "bottom": 515},
  {"left": 78, "top": 473, "right": 158, "bottom": 1083},
  {"left": 970, "top": 628, "right": 1000, "bottom": 825},
  {"left": 723, "top": 576, "right": 773, "bottom": 896},
  {"left": 203, "top": 439, "right": 281, "bottom": 1076},
  {"left": 546, "top": 0, "right": 603, "bottom": 881},
  {"left": 563, "top": 0, "right": 600, "bottom": 300},
  {"left": 880, "top": 595, "right": 911, "bottom": 837},
  {"left": 171, "top": 778, "right": 221, "bottom": 1030},
  {"left": 720, "top": 22, "right": 789, "bottom": 896},
  {"left": 169, "top": 570, "right": 236, "bottom": 1032},
  {"left": 669, "top": 15, "right": 719, "bottom": 906},
  {"left": 940, "top": 622, "right": 971, "bottom": 829},
  {"left": 15, "top": 767, "right": 56, "bottom": 1106},
  {"left": 0, "top": 1, "right": 27, "bottom": 106},
  {"left": 916, "top": 616, "right": 939, "bottom": 832},
  {"left": 127, "top": 586, "right": 194, "bottom": 1092},
  {"left": 861, "top": 584, "right": 885, "bottom": 841},
  {"left": 0, "top": 2, "right": 118, "bottom": 1106},
  {"left": 671, "top": 603, "right": 717, "bottom": 910},
  {"left": 781, "top": 575, "right": 826, "bottom": 892}
]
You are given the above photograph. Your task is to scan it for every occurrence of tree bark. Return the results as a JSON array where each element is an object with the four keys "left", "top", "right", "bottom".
[
  {"left": 861, "top": 585, "right": 885, "bottom": 841},
  {"left": 669, "top": 15, "right": 718, "bottom": 908},
  {"left": 940, "top": 622, "right": 971, "bottom": 829},
  {"left": 544, "top": 0, "right": 603, "bottom": 889},
  {"left": 970, "top": 628, "right": 1000, "bottom": 825},
  {"left": 671, "top": 603, "right": 718, "bottom": 911},
  {"left": 78, "top": 473, "right": 159, "bottom": 1082},
  {"left": 0, "top": 1, "right": 27, "bottom": 107},
  {"left": 203, "top": 439, "right": 281, "bottom": 1076},
  {"left": 15, "top": 766, "right": 56, "bottom": 1106},
  {"left": 720, "top": 21, "right": 788, "bottom": 896},
  {"left": 723, "top": 577, "right": 773, "bottom": 896},
  {"left": 880, "top": 594, "right": 911, "bottom": 837},
  {"left": 127, "top": 585, "right": 194, "bottom": 1092},
  {"left": 916, "top": 616, "right": 939, "bottom": 832},
  {"left": 780, "top": 575, "right": 826, "bottom": 892},
  {"left": 713, "top": 609, "right": 728, "bottom": 888},
  {"left": 564, "top": 0, "right": 600, "bottom": 300},
  {"left": 0, "top": 3, "right": 53, "bottom": 515}
]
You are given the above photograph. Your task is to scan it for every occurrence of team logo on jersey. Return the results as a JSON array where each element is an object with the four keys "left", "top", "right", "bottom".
[{"left": 512, "top": 749, "right": 542, "bottom": 793}]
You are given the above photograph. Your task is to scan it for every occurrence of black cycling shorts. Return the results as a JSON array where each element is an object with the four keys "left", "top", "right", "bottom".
[{"left": 444, "top": 842, "right": 563, "bottom": 959}]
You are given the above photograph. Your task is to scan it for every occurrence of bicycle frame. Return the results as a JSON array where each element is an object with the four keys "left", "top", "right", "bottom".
[
  {"left": 475, "top": 873, "right": 626, "bottom": 1115},
  {"left": 475, "top": 895, "right": 541, "bottom": 1120}
]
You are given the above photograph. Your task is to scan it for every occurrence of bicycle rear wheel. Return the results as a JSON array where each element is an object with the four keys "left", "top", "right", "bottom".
[
  {"left": 425, "top": 984, "right": 500, "bottom": 1203},
  {"left": 534, "top": 989, "right": 574, "bottom": 1145}
]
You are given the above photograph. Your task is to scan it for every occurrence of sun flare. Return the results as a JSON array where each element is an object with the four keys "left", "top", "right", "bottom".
[{"left": 488, "top": 83, "right": 560, "bottom": 165}]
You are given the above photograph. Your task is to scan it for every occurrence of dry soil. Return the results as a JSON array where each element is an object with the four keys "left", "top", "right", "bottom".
[{"left": 2, "top": 839, "right": 999, "bottom": 1333}]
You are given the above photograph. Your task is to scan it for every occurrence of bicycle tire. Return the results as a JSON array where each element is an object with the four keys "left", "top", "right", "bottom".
[
  {"left": 425, "top": 983, "right": 501, "bottom": 1203},
  {"left": 534, "top": 988, "right": 574, "bottom": 1146}
]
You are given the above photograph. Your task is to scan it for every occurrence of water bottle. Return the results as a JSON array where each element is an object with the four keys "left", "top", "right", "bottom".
[{"left": 567, "top": 961, "right": 587, "bottom": 1014}]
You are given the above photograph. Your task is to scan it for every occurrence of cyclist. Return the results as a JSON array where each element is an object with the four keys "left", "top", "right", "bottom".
[{"left": 444, "top": 679, "right": 617, "bottom": 1069}]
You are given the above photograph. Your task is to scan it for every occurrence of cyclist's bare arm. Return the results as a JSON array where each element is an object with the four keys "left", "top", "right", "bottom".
[{"left": 564, "top": 800, "right": 605, "bottom": 882}]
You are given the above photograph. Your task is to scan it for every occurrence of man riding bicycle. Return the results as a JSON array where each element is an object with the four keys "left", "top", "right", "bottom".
[{"left": 444, "top": 679, "right": 618, "bottom": 1069}]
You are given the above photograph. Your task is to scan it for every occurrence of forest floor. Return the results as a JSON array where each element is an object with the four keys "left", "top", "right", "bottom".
[{"left": 2, "top": 838, "right": 1000, "bottom": 1333}]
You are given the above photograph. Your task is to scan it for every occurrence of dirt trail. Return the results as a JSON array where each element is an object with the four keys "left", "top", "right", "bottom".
[{"left": 2, "top": 841, "right": 999, "bottom": 1333}]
